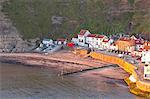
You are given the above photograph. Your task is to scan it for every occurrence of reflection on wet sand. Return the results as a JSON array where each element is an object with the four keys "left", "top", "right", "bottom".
[{"left": 0, "top": 63, "right": 145, "bottom": 99}]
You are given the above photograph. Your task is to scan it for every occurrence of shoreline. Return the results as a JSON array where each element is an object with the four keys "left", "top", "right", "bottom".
[
  {"left": 0, "top": 62, "right": 134, "bottom": 99},
  {"left": 0, "top": 50, "right": 126, "bottom": 78},
  {"left": 75, "top": 49, "right": 150, "bottom": 97},
  {"left": 3, "top": 50, "right": 146, "bottom": 97}
]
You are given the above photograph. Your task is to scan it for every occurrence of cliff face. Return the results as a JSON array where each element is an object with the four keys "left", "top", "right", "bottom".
[
  {"left": 103, "top": 0, "right": 150, "bottom": 40},
  {"left": 0, "top": 0, "right": 149, "bottom": 52},
  {"left": 0, "top": 0, "right": 38, "bottom": 52},
  {"left": 0, "top": 0, "right": 21, "bottom": 52}
]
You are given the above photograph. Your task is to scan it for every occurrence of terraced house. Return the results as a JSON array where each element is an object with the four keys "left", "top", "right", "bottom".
[
  {"left": 86, "top": 34, "right": 108, "bottom": 49},
  {"left": 77, "top": 30, "right": 91, "bottom": 47},
  {"left": 142, "top": 41, "right": 150, "bottom": 64},
  {"left": 115, "top": 37, "right": 135, "bottom": 53}
]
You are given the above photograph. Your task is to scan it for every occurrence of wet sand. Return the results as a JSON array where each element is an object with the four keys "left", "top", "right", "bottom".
[
  {"left": 0, "top": 63, "right": 143, "bottom": 99},
  {"left": 80, "top": 67, "right": 129, "bottom": 80},
  {"left": 0, "top": 51, "right": 114, "bottom": 76},
  {"left": 0, "top": 51, "right": 146, "bottom": 98}
]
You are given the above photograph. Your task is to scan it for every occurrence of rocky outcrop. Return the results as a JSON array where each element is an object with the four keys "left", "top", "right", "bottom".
[{"left": 0, "top": 0, "right": 38, "bottom": 52}]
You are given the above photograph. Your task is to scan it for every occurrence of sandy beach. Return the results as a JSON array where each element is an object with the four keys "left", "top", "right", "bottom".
[
  {"left": 0, "top": 50, "right": 139, "bottom": 99},
  {"left": 0, "top": 50, "right": 129, "bottom": 79}
]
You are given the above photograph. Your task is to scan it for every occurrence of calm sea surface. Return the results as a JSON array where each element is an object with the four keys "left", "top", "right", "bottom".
[{"left": 0, "top": 63, "right": 144, "bottom": 99}]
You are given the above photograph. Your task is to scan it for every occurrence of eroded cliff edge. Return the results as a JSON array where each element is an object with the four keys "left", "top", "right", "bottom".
[{"left": 0, "top": 0, "right": 38, "bottom": 52}]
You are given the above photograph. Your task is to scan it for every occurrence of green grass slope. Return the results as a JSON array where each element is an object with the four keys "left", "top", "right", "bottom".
[{"left": 2, "top": 0, "right": 150, "bottom": 39}]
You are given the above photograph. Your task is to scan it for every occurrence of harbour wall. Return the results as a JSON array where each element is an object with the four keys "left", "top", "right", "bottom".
[{"left": 76, "top": 49, "right": 150, "bottom": 93}]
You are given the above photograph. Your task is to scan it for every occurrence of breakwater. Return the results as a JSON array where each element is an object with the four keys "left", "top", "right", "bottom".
[{"left": 0, "top": 52, "right": 112, "bottom": 76}]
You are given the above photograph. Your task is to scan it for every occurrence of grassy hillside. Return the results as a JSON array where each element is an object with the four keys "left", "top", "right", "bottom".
[{"left": 2, "top": 0, "right": 150, "bottom": 39}]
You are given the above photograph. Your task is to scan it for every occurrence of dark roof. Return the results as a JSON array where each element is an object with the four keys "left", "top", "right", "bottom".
[
  {"left": 78, "top": 29, "right": 88, "bottom": 35},
  {"left": 87, "top": 34, "right": 97, "bottom": 37}
]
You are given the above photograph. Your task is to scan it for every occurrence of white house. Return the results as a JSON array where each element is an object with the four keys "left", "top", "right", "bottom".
[
  {"left": 56, "top": 39, "right": 67, "bottom": 45},
  {"left": 141, "top": 42, "right": 150, "bottom": 64},
  {"left": 77, "top": 29, "right": 91, "bottom": 47},
  {"left": 86, "top": 34, "right": 107, "bottom": 49},
  {"left": 144, "top": 64, "right": 150, "bottom": 80},
  {"left": 131, "top": 39, "right": 144, "bottom": 57},
  {"left": 135, "top": 39, "right": 144, "bottom": 51},
  {"left": 86, "top": 34, "right": 98, "bottom": 48},
  {"left": 142, "top": 41, "right": 150, "bottom": 79},
  {"left": 96, "top": 35, "right": 108, "bottom": 49},
  {"left": 71, "top": 37, "right": 79, "bottom": 45},
  {"left": 142, "top": 51, "right": 150, "bottom": 64},
  {"left": 42, "top": 39, "right": 53, "bottom": 47},
  {"left": 130, "top": 35, "right": 137, "bottom": 40},
  {"left": 101, "top": 39, "right": 113, "bottom": 50},
  {"left": 131, "top": 50, "right": 143, "bottom": 57}
]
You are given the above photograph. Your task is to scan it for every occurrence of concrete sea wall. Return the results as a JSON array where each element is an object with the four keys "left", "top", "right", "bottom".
[
  {"left": 136, "top": 81, "right": 150, "bottom": 92},
  {"left": 76, "top": 49, "right": 150, "bottom": 95}
]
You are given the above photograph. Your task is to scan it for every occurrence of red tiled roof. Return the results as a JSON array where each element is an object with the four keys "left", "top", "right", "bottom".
[
  {"left": 87, "top": 34, "right": 106, "bottom": 38},
  {"left": 87, "top": 34, "right": 97, "bottom": 37},
  {"left": 102, "top": 39, "right": 109, "bottom": 42},
  {"left": 78, "top": 29, "right": 88, "bottom": 35},
  {"left": 139, "top": 48, "right": 143, "bottom": 52},
  {"left": 97, "top": 35, "right": 105, "bottom": 38},
  {"left": 135, "top": 39, "right": 144, "bottom": 44}
]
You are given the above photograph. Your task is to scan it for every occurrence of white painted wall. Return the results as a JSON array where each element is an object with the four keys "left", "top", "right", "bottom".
[
  {"left": 78, "top": 35, "right": 86, "bottom": 46},
  {"left": 86, "top": 35, "right": 109, "bottom": 49},
  {"left": 86, "top": 37, "right": 95, "bottom": 48},
  {"left": 57, "top": 41, "right": 67, "bottom": 45},
  {"left": 136, "top": 44, "right": 144, "bottom": 51},
  {"left": 142, "top": 51, "right": 150, "bottom": 63},
  {"left": 77, "top": 30, "right": 91, "bottom": 47},
  {"left": 71, "top": 38, "right": 79, "bottom": 44},
  {"left": 42, "top": 39, "right": 53, "bottom": 44}
]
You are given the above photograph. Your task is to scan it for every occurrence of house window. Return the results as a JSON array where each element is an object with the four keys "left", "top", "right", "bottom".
[
  {"left": 96, "top": 42, "right": 98, "bottom": 45},
  {"left": 79, "top": 39, "right": 83, "bottom": 42}
]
